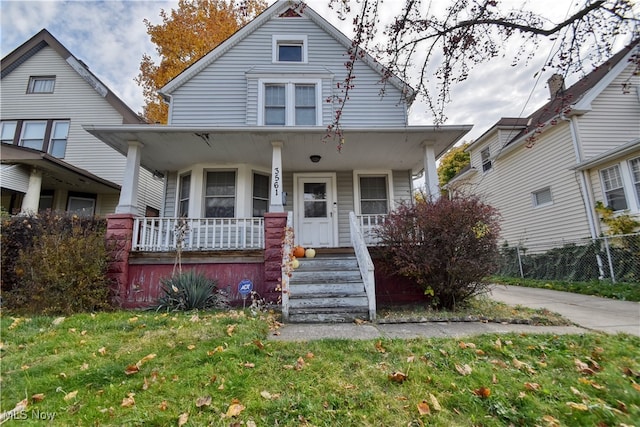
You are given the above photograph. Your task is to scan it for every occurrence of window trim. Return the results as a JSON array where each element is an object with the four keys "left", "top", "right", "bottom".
[
  {"left": 27, "top": 76, "right": 56, "bottom": 94},
  {"left": 272, "top": 35, "right": 308, "bottom": 63},
  {"left": 19, "top": 120, "right": 48, "bottom": 151},
  {"left": 258, "top": 78, "right": 322, "bottom": 126},
  {"left": 352, "top": 170, "right": 394, "bottom": 215},
  {"left": 531, "top": 187, "right": 553, "bottom": 208}
]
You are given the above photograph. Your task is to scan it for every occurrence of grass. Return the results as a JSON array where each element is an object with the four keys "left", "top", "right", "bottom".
[
  {"left": 2, "top": 310, "right": 639, "bottom": 426},
  {"left": 491, "top": 276, "right": 640, "bottom": 301}
]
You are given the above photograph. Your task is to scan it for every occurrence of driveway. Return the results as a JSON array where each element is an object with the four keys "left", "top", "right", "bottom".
[{"left": 489, "top": 285, "right": 640, "bottom": 336}]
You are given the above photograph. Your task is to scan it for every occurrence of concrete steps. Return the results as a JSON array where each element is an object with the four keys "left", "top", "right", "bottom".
[{"left": 288, "top": 253, "right": 369, "bottom": 323}]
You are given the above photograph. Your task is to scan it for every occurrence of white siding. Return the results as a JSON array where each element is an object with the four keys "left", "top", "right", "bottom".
[
  {"left": 0, "top": 165, "right": 30, "bottom": 193},
  {"left": 392, "top": 169, "right": 412, "bottom": 206},
  {"left": 336, "top": 170, "right": 354, "bottom": 246},
  {"left": 578, "top": 66, "right": 640, "bottom": 160},
  {"left": 164, "top": 171, "right": 178, "bottom": 216},
  {"left": 169, "top": 14, "right": 407, "bottom": 127}
]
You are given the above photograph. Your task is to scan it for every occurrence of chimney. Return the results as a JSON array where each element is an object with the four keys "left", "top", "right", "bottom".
[{"left": 547, "top": 74, "right": 565, "bottom": 98}]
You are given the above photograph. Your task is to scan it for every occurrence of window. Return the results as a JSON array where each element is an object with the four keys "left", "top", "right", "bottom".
[
  {"left": 252, "top": 173, "right": 270, "bottom": 217},
  {"left": 178, "top": 173, "right": 191, "bottom": 217},
  {"left": 360, "top": 176, "right": 388, "bottom": 214},
  {"left": 600, "top": 165, "right": 628, "bottom": 211},
  {"left": 261, "top": 80, "right": 320, "bottom": 126},
  {"left": 1, "top": 121, "right": 17, "bottom": 144},
  {"left": 27, "top": 76, "right": 55, "bottom": 93},
  {"left": 48, "top": 121, "right": 69, "bottom": 158},
  {"left": 204, "top": 171, "right": 235, "bottom": 217},
  {"left": 67, "top": 194, "right": 96, "bottom": 216},
  {"left": 532, "top": 187, "right": 553, "bottom": 207},
  {"left": 273, "top": 35, "right": 307, "bottom": 63},
  {"left": 481, "top": 147, "right": 492, "bottom": 172},
  {"left": 630, "top": 157, "right": 640, "bottom": 207},
  {"left": 20, "top": 121, "right": 46, "bottom": 151}
]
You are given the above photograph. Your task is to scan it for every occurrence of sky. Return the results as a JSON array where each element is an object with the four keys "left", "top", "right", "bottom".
[{"left": 0, "top": 0, "right": 634, "bottom": 142}]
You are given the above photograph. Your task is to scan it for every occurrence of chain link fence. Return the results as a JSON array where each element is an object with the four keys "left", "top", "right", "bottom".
[{"left": 497, "top": 233, "right": 640, "bottom": 284}]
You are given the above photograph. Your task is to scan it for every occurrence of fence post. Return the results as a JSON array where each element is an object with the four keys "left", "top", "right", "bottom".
[
  {"left": 603, "top": 236, "right": 616, "bottom": 284},
  {"left": 516, "top": 245, "right": 524, "bottom": 278}
]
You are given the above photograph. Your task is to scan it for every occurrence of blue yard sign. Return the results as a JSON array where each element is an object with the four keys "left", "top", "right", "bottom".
[{"left": 238, "top": 279, "right": 253, "bottom": 296}]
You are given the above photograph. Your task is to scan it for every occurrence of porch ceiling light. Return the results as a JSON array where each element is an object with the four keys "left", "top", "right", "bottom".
[{"left": 310, "top": 155, "right": 321, "bottom": 163}]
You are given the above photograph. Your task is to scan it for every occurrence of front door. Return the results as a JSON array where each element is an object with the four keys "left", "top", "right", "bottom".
[{"left": 295, "top": 174, "right": 336, "bottom": 247}]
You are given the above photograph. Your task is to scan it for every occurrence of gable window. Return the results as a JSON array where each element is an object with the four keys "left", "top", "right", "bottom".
[
  {"left": 252, "top": 173, "right": 270, "bottom": 217},
  {"left": 630, "top": 157, "right": 640, "bottom": 207},
  {"left": 260, "top": 80, "right": 321, "bottom": 126},
  {"left": 27, "top": 76, "right": 55, "bottom": 93},
  {"left": 600, "top": 165, "right": 628, "bottom": 211},
  {"left": 20, "top": 121, "right": 47, "bottom": 151},
  {"left": 1, "top": 121, "right": 17, "bottom": 144},
  {"left": 360, "top": 176, "right": 389, "bottom": 214},
  {"left": 532, "top": 187, "right": 553, "bottom": 207},
  {"left": 204, "top": 171, "right": 235, "bottom": 218},
  {"left": 48, "top": 121, "right": 69, "bottom": 158},
  {"left": 273, "top": 35, "right": 307, "bottom": 63},
  {"left": 481, "top": 147, "right": 492, "bottom": 172},
  {"left": 178, "top": 173, "right": 191, "bottom": 217}
]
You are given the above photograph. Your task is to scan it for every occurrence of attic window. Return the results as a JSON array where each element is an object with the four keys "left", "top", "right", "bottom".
[
  {"left": 273, "top": 35, "right": 307, "bottom": 63},
  {"left": 481, "top": 147, "right": 492, "bottom": 172},
  {"left": 279, "top": 8, "right": 302, "bottom": 18},
  {"left": 27, "top": 76, "right": 55, "bottom": 93}
]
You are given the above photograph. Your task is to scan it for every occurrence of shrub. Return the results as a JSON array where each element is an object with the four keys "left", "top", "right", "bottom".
[
  {"left": 375, "top": 195, "right": 501, "bottom": 310},
  {"left": 2, "top": 211, "right": 112, "bottom": 314},
  {"left": 155, "top": 270, "right": 219, "bottom": 311}
]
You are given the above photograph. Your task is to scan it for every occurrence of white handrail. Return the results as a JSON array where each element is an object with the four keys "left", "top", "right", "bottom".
[
  {"left": 281, "top": 212, "right": 294, "bottom": 322},
  {"left": 349, "top": 211, "right": 376, "bottom": 321},
  {"left": 132, "top": 217, "right": 264, "bottom": 251}
]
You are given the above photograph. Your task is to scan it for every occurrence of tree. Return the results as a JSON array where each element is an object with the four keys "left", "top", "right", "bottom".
[
  {"left": 437, "top": 141, "right": 471, "bottom": 188},
  {"left": 137, "top": 0, "right": 267, "bottom": 124},
  {"left": 327, "top": 0, "right": 638, "bottom": 132}
]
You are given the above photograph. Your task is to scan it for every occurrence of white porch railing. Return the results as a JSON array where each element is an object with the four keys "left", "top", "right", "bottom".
[
  {"left": 355, "top": 214, "right": 387, "bottom": 246},
  {"left": 132, "top": 217, "right": 265, "bottom": 251},
  {"left": 350, "top": 211, "right": 376, "bottom": 321}
]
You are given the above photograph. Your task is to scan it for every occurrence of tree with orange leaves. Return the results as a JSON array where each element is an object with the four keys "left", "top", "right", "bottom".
[{"left": 136, "top": 0, "right": 267, "bottom": 124}]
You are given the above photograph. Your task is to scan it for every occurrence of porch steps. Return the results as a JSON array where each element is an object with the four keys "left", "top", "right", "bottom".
[{"left": 288, "top": 252, "right": 369, "bottom": 323}]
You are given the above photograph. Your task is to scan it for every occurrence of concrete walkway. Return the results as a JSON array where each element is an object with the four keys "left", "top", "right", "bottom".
[{"left": 269, "top": 285, "right": 639, "bottom": 342}]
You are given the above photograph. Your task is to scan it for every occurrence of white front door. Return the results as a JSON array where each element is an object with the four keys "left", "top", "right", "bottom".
[{"left": 295, "top": 174, "right": 337, "bottom": 247}]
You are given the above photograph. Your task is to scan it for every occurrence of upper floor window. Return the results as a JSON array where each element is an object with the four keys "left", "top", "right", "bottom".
[
  {"left": 204, "top": 170, "right": 236, "bottom": 218},
  {"left": 273, "top": 35, "right": 307, "bottom": 63},
  {"left": 481, "top": 147, "right": 492, "bottom": 172},
  {"left": 600, "top": 165, "right": 627, "bottom": 211},
  {"left": 20, "top": 121, "right": 47, "bottom": 151},
  {"left": 1, "top": 121, "right": 17, "bottom": 144},
  {"left": 48, "top": 121, "right": 69, "bottom": 158},
  {"left": 27, "top": 76, "right": 55, "bottom": 94},
  {"left": 261, "top": 80, "right": 321, "bottom": 126}
]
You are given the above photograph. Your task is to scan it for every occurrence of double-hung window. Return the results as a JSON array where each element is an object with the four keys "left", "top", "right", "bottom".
[
  {"left": 481, "top": 147, "right": 492, "bottom": 172},
  {"left": 1, "top": 121, "right": 17, "bottom": 144},
  {"left": 48, "top": 121, "right": 69, "bottom": 158},
  {"left": 252, "top": 173, "right": 270, "bottom": 217},
  {"left": 20, "top": 121, "right": 47, "bottom": 151},
  {"left": 178, "top": 173, "right": 191, "bottom": 217},
  {"left": 630, "top": 157, "right": 640, "bottom": 207},
  {"left": 204, "top": 171, "right": 236, "bottom": 218},
  {"left": 261, "top": 80, "right": 320, "bottom": 126},
  {"left": 600, "top": 165, "right": 628, "bottom": 211},
  {"left": 360, "top": 176, "right": 389, "bottom": 215},
  {"left": 27, "top": 76, "right": 55, "bottom": 94}
]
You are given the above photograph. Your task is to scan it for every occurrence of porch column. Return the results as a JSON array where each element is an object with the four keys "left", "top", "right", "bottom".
[
  {"left": 105, "top": 213, "right": 134, "bottom": 308},
  {"left": 269, "top": 141, "right": 284, "bottom": 212},
  {"left": 423, "top": 143, "right": 440, "bottom": 201},
  {"left": 116, "top": 140, "right": 143, "bottom": 214},
  {"left": 21, "top": 167, "right": 42, "bottom": 214}
]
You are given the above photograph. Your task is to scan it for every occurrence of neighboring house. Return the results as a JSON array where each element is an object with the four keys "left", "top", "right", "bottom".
[
  {"left": 0, "top": 29, "right": 162, "bottom": 217},
  {"left": 86, "top": 0, "right": 471, "bottom": 316},
  {"left": 449, "top": 40, "right": 640, "bottom": 250}
]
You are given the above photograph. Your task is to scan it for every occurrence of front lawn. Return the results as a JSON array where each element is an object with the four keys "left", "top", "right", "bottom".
[{"left": 1, "top": 310, "right": 638, "bottom": 426}]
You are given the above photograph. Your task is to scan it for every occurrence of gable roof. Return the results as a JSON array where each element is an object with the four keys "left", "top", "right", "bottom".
[
  {"left": 1, "top": 29, "right": 146, "bottom": 124},
  {"left": 159, "top": 0, "right": 416, "bottom": 104}
]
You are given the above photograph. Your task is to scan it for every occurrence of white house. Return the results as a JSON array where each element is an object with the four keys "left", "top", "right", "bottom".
[{"left": 0, "top": 29, "right": 163, "bottom": 217}]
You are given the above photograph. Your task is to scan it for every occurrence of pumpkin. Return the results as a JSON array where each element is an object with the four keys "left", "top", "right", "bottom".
[
  {"left": 305, "top": 248, "right": 316, "bottom": 258},
  {"left": 291, "top": 257, "right": 300, "bottom": 269},
  {"left": 293, "top": 246, "right": 305, "bottom": 258}
]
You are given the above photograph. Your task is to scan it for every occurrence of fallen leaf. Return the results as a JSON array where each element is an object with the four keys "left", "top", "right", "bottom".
[
  {"left": 407, "top": 355, "right": 415, "bottom": 363},
  {"left": 388, "top": 371, "right": 408, "bottom": 383},
  {"left": 566, "top": 401, "right": 589, "bottom": 411},
  {"left": 125, "top": 364, "right": 140, "bottom": 375},
  {"left": 417, "top": 400, "right": 431, "bottom": 415},
  {"left": 121, "top": 393, "right": 135, "bottom": 407},
  {"left": 306, "top": 352, "right": 315, "bottom": 359},
  {"left": 375, "top": 340, "right": 386, "bottom": 353},
  {"left": 98, "top": 347, "right": 107, "bottom": 356},
  {"left": 354, "top": 318, "right": 366, "bottom": 325},
  {"left": 52, "top": 317, "right": 65, "bottom": 326},
  {"left": 475, "top": 349, "right": 486, "bottom": 356},
  {"left": 574, "top": 358, "right": 595, "bottom": 375},
  {"left": 525, "top": 382, "right": 541, "bottom": 391},
  {"left": 455, "top": 364, "right": 472, "bottom": 376},
  {"left": 139, "top": 353, "right": 156, "bottom": 365},
  {"left": 80, "top": 363, "right": 89, "bottom": 371},
  {"left": 473, "top": 387, "right": 491, "bottom": 398},
  {"left": 158, "top": 400, "right": 168, "bottom": 411},
  {"left": 128, "top": 316, "right": 139, "bottom": 323},
  {"left": 632, "top": 382, "right": 640, "bottom": 392},
  {"left": 187, "top": 344, "right": 196, "bottom": 350},
  {"left": 616, "top": 400, "right": 628, "bottom": 413},
  {"left": 142, "top": 377, "right": 150, "bottom": 391},
  {"left": 253, "top": 340, "right": 264, "bottom": 350},
  {"left": 31, "top": 393, "right": 45, "bottom": 403},
  {"left": 243, "top": 362, "right": 255, "bottom": 368},
  {"left": 490, "top": 359, "right": 508, "bottom": 369},
  {"left": 226, "top": 400, "right": 245, "bottom": 417},
  {"left": 542, "top": 415, "right": 561, "bottom": 427},
  {"left": 429, "top": 393, "right": 441, "bottom": 411},
  {"left": 247, "top": 421, "right": 257, "bottom": 427},
  {"left": 189, "top": 314, "right": 200, "bottom": 322},
  {"left": 492, "top": 374, "right": 498, "bottom": 384},
  {"left": 0, "top": 399, "right": 28, "bottom": 422},
  {"left": 227, "top": 324, "right": 237, "bottom": 336},
  {"left": 208, "top": 345, "right": 225, "bottom": 356},
  {"left": 294, "top": 357, "right": 306, "bottom": 371},
  {"left": 494, "top": 338, "right": 502, "bottom": 349},
  {"left": 622, "top": 367, "right": 640, "bottom": 378},
  {"left": 196, "top": 396, "right": 212, "bottom": 408},
  {"left": 178, "top": 412, "right": 189, "bottom": 426},
  {"left": 64, "top": 390, "right": 78, "bottom": 401}
]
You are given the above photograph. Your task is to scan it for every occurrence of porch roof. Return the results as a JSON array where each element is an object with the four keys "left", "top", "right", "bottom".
[{"left": 84, "top": 125, "right": 471, "bottom": 174}]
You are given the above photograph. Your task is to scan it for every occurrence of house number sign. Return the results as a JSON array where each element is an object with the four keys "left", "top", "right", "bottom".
[{"left": 273, "top": 167, "right": 280, "bottom": 196}]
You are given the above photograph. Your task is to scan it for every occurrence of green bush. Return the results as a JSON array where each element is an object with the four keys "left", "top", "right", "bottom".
[
  {"left": 1, "top": 211, "right": 112, "bottom": 314},
  {"left": 155, "top": 270, "right": 219, "bottom": 311},
  {"left": 375, "top": 195, "right": 501, "bottom": 310}
]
